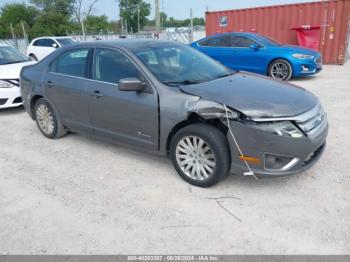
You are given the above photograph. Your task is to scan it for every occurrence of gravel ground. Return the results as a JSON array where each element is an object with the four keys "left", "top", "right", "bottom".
[{"left": 0, "top": 63, "right": 349, "bottom": 255}]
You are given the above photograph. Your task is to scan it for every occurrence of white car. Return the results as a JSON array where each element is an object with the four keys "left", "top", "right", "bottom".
[
  {"left": 0, "top": 44, "right": 35, "bottom": 109},
  {"left": 26, "top": 37, "right": 77, "bottom": 61}
]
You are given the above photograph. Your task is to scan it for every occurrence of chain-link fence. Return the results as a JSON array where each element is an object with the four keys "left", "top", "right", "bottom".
[
  {"left": 68, "top": 33, "right": 154, "bottom": 42},
  {"left": 0, "top": 38, "right": 29, "bottom": 54},
  {"left": 1, "top": 28, "right": 205, "bottom": 55}
]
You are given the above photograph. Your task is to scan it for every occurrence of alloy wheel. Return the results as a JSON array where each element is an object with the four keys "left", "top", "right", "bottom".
[
  {"left": 36, "top": 104, "right": 55, "bottom": 135},
  {"left": 270, "top": 62, "right": 290, "bottom": 80},
  {"left": 175, "top": 136, "right": 216, "bottom": 181}
]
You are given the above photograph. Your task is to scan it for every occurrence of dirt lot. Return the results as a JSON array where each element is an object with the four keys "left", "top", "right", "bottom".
[{"left": 0, "top": 63, "right": 349, "bottom": 255}]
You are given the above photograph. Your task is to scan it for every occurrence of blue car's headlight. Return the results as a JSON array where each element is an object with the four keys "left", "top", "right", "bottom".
[
  {"left": 292, "top": 54, "right": 315, "bottom": 60},
  {"left": 246, "top": 121, "right": 304, "bottom": 138}
]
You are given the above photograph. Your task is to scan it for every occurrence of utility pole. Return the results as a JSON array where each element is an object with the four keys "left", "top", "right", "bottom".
[
  {"left": 155, "top": 0, "right": 161, "bottom": 33},
  {"left": 189, "top": 8, "right": 194, "bottom": 43}
]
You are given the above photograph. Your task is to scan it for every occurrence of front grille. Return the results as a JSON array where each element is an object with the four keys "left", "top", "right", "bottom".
[
  {"left": 13, "top": 97, "right": 22, "bottom": 104},
  {"left": 0, "top": 98, "right": 8, "bottom": 105},
  {"left": 297, "top": 104, "right": 326, "bottom": 134}
]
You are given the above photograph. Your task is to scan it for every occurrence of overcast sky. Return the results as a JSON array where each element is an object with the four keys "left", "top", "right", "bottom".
[{"left": 0, "top": 0, "right": 321, "bottom": 20}]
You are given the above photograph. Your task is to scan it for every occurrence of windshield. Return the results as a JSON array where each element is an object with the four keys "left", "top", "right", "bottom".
[
  {"left": 0, "top": 46, "right": 29, "bottom": 65},
  {"left": 56, "top": 38, "right": 76, "bottom": 46},
  {"left": 133, "top": 44, "right": 233, "bottom": 86}
]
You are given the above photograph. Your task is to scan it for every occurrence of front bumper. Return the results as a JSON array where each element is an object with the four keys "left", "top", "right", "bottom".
[
  {"left": 292, "top": 56, "right": 323, "bottom": 77},
  {"left": 227, "top": 117, "right": 328, "bottom": 177},
  {"left": 0, "top": 86, "right": 22, "bottom": 109}
]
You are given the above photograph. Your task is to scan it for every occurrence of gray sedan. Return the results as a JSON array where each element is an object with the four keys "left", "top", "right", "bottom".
[{"left": 20, "top": 40, "right": 328, "bottom": 187}]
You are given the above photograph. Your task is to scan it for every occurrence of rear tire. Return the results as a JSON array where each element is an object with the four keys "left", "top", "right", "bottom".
[
  {"left": 268, "top": 59, "right": 292, "bottom": 81},
  {"left": 170, "top": 123, "right": 230, "bottom": 187},
  {"left": 34, "top": 98, "right": 67, "bottom": 139}
]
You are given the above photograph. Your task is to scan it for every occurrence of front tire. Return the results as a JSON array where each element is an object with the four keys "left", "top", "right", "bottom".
[
  {"left": 34, "top": 99, "right": 66, "bottom": 139},
  {"left": 170, "top": 123, "right": 230, "bottom": 187},
  {"left": 268, "top": 59, "right": 293, "bottom": 81}
]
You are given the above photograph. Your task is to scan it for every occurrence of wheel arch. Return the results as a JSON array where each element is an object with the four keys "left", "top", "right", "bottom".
[
  {"left": 267, "top": 57, "right": 294, "bottom": 76},
  {"left": 165, "top": 112, "right": 229, "bottom": 155},
  {"left": 30, "top": 95, "right": 44, "bottom": 119}
]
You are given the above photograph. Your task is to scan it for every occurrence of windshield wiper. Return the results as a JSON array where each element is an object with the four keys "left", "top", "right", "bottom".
[
  {"left": 216, "top": 71, "right": 236, "bottom": 79},
  {"left": 163, "top": 80, "right": 202, "bottom": 86}
]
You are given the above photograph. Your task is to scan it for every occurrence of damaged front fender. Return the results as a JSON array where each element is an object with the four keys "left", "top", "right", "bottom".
[{"left": 187, "top": 99, "right": 241, "bottom": 121}]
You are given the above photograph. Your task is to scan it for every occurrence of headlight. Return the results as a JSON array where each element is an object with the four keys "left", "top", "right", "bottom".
[
  {"left": 246, "top": 121, "right": 304, "bottom": 138},
  {"left": 0, "top": 80, "right": 13, "bottom": 88},
  {"left": 292, "top": 54, "right": 315, "bottom": 60}
]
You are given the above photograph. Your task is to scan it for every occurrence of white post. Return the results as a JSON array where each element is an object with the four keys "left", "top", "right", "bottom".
[
  {"left": 189, "top": 8, "right": 194, "bottom": 43},
  {"left": 155, "top": 0, "right": 161, "bottom": 33},
  {"left": 138, "top": 6, "right": 140, "bottom": 33},
  {"left": 81, "top": 20, "right": 86, "bottom": 41}
]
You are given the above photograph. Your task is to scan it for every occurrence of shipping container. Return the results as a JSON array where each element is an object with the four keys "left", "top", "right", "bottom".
[{"left": 206, "top": 0, "right": 350, "bottom": 64}]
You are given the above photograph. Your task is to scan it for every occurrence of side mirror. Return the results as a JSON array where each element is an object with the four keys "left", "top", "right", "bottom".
[
  {"left": 119, "top": 78, "right": 144, "bottom": 92},
  {"left": 52, "top": 43, "right": 59, "bottom": 48},
  {"left": 250, "top": 44, "right": 260, "bottom": 51}
]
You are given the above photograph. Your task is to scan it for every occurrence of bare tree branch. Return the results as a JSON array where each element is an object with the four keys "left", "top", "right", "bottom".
[
  {"left": 86, "top": 0, "right": 99, "bottom": 17},
  {"left": 73, "top": 0, "right": 99, "bottom": 24}
]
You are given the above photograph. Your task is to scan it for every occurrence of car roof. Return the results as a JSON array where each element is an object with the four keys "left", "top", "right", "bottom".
[
  {"left": 76, "top": 39, "right": 183, "bottom": 50},
  {"left": 32, "top": 36, "right": 73, "bottom": 41},
  {"left": 207, "top": 32, "right": 260, "bottom": 38},
  {"left": 0, "top": 43, "right": 10, "bottom": 47}
]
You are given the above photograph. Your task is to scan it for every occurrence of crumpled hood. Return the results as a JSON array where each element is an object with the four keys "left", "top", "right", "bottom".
[
  {"left": 0, "top": 61, "right": 35, "bottom": 80},
  {"left": 179, "top": 72, "right": 318, "bottom": 119}
]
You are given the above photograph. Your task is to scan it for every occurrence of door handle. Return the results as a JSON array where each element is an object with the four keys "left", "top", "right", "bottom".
[
  {"left": 92, "top": 90, "right": 103, "bottom": 98},
  {"left": 47, "top": 81, "right": 53, "bottom": 88}
]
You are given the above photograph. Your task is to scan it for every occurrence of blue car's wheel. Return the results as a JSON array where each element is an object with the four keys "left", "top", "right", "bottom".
[{"left": 268, "top": 59, "right": 292, "bottom": 81}]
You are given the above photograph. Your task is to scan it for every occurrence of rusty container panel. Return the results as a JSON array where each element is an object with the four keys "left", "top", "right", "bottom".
[{"left": 205, "top": 0, "right": 350, "bottom": 64}]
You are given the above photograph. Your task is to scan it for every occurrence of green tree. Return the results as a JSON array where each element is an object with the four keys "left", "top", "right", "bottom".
[
  {"left": 29, "top": 0, "right": 77, "bottom": 38},
  {"left": 30, "top": 0, "right": 75, "bottom": 16},
  {"left": 160, "top": 11, "right": 167, "bottom": 27},
  {"left": 85, "top": 15, "right": 111, "bottom": 34},
  {"left": 119, "top": 0, "right": 151, "bottom": 33},
  {"left": 30, "top": 12, "right": 72, "bottom": 37},
  {"left": 193, "top": 17, "right": 205, "bottom": 26},
  {"left": 0, "top": 3, "right": 38, "bottom": 38}
]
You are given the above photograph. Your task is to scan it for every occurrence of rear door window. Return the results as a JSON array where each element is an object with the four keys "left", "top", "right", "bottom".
[
  {"left": 231, "top": 36, "right": 257, "bottom": 47},
  {"left": 199, "top": 36, "right": 231, "bottom": 47},
  {"left": 33, "top": 39, "right": 46, "bottom": 47},
  {"left": 49, "top": 48, "right": 89, "bottom": 78},
  {"left": 33, "top": 39, "right": 56, "bottom": 47},
  {"left": 44, "top": 39, "right": 56, "bottom": 47}
]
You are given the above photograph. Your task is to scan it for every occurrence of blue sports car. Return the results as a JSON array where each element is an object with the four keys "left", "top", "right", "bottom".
[{"left": 191, "top": 32, "right": 322, "bottom": 81}]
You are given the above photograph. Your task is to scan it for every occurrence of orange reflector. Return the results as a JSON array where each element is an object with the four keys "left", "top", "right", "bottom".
[{"left": 239, "top": 155, "right": 261, "bottom": 165}]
